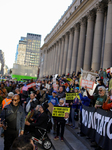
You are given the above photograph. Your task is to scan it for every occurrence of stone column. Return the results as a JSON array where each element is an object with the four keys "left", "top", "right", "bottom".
[
  {"left": 46, "top": 50, "right": 48, "bottom": 76},
  {"left": 49, "top": 48, "right": 52, "bottom": 75},
  {"left": 66, "top": 28, "right": 74, "bottom": 75},
  {"left": 51, "top": 45, "right": 55, "bottom": 75},
  {"left": 56, "top": 39, "right": 61, "bottom": 74},
  {"left": 54, "top": 42, "right": 59, "bottom": 74},
  {"left": 76, "top": 17, "right": 87, "bottom": 73},
  {"left": 50, "top": 46, "right": 54, "bottom": 75},
  {"left": 83, "top": 11, "right": 95, "bottom": 71},
  {"left": 46, "top": 49, "right": 49, "bottom": 75},
  {"left": 48, "top": 48, "right": 51, "bottom": 75},
  {"left": 62, "top": 32, "right": 69, "bottom": 75},
  {"left": 70, "top": 24, "right": 80, "bottom": 74},
  {"left": 59, "top": 36, "right": 65, "bottom": 75},
  {"left": 91, "top": 3, "right": 104, "bottom": 71},
  {"left": 52, "top": 44, "right": 56, "bottom": 75},
  {"left": 43, "top": 49, "right": 47, "bottom": 76},
  {"left": 103, "top": 0, "right": 112, "bottom": 68}
]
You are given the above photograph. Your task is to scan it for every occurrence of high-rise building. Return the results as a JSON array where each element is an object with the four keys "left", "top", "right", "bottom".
[
  {"left": 16, "top": 37, "right": 27, "bottom": 65},
  {"left": 16, "top": 33, "right": 41, "bottom": 68},
  {"left": 25, "top": 33, "right": 41, "bottom": 67},
  {"left": 12, "top": 33, "right": 41, "bottom": 80}
]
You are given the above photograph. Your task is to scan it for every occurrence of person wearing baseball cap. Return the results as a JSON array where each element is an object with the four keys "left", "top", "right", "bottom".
[{"left": 46, "top": 90, "right": 58, "bottom": 106}]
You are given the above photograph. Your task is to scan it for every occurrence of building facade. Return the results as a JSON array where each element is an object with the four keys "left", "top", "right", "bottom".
[{"left": 40, "top": 0, "right": 112, "bottom": 78}]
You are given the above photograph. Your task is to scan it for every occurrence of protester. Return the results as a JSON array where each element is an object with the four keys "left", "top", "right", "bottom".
[
  {"left": 70, "top": 87, "right": 80, "bottom": 129},
  {"left": 78, "top": 90, "right": 91, "bottom": 136},
  {"left": 1, "top": 94, "right": 25, "bottom": 150},
  {"left": 99, "top": 68, "right": 103, "bottom": 79},
  {"left": 102, "top": 96, "right": 112, "bottom": 111},
  {"left": 86, "top": 86, "right": 107, "bottom": 108},
  {"left": 0, "top": 83, "right": 7, "bottom": 99},
  {"left": 56, "top": 86, "right": 65, "bottom": 99},
  {"left": 94, "top": 78, "right": 106, "bottom": 95},
  {"left": 54, "top": 99, "right": 69, "bottom": 141},
  {"left": 47, "top": 90, "right": 58, "bottom": 106},
  {"left": 10, "top": 134, "right": 35, "bottom": 150},
  {"left": 25, "top": 102, "right": 49, "bottom": 138},
  {"left": 35, "top": 89, "right": 42, "bottom": 104},
  {"left": 26, "top": 93, "right": 38, "bottom": 113},
  {"left": 2, "top": 92, "right": 14, "bottom": 109}
]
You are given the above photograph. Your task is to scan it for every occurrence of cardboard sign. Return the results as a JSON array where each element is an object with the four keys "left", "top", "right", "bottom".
[
  {"left": 66, "top": 93, "right": 80, "bottom": 100},
  {"left": 53, "top": 83, "right": 58, "bottom": 91},
  {"left": 80, "top": 70, "right": 98, "bottom": 89},
  {"left": 48, "top": 102, "right": 54, "bottom": 113},
  {"left": 52, "top": 106, "right": 70, "bottom": 117}
]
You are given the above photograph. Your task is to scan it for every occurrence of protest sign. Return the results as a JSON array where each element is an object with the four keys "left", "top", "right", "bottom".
[
  {"left": 46, "top": 84, "right": 50, "bottom": 89},
  {"left": 22, "top": 85, "right": 28, "bottom": 91},
  {"left": 88, "top": 83, "right": 97, "bottom": 95},
  {"left": 52, "top": 106, "right": 70, "bottom": 117},
  {"left": 27, "top": 82, "right": 36, "bottom": 89},
  {"left": 107, "top": 68, "right": 110, "bottom": 73},
  {"left": 66, "top": 93, "right": 80, "bottom": 103},
  {"left": 53, "top": 75, "right": 56, "bottom": 84},
  {"left": 82, "top": 105, "right": 112, "bottom": 150},
  {"left": 80, "top": 70, "right": 98, "bottom": 89},
  {"left": 48, "top": 102, "right": 54, "bottom": 113}
]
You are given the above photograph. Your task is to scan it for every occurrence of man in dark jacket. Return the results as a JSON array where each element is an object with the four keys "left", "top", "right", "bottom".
[{"left": 1, "top": 94, "right": 25, "bottom": 150}]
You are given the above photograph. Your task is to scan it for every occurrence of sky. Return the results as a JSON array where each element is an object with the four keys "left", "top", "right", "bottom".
[{"left": 0, "top": 0, "right": 72, "bottom": 69}]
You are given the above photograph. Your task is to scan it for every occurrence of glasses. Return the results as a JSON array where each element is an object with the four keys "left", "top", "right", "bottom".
[
  {"left": 59, "top": 102, "right": 63, "bottom": 104},
  {"left": 98, "top": 90, "right": 102, "bottom": 92},
  {"left": 12, "top": 99, "right": 19, "bottom": 101}
]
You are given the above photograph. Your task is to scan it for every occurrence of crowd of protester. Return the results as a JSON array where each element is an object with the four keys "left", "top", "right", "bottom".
[{"left": 0, "top": 67, "right": 112, "bottom": 150}]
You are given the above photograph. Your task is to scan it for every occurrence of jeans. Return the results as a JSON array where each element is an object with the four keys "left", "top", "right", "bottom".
[{"left": 71, "top": 108, "right": 78, "bottom": 127}]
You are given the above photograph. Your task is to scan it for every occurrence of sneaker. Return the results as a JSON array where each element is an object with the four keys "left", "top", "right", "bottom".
[
  {"left": 54, "top": 136, "right": 59, "bottom": 140},
  {"left": 61, "top": 137, "right": 64, "bottom": 142}
]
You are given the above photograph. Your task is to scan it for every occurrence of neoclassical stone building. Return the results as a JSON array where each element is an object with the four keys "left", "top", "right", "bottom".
[{"left": 40, "top": 0, "right": 112, "bottom": 78}]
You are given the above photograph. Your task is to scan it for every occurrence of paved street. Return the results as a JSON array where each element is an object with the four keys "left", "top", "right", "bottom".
[{"left": 0, "top": 126, "right": 95, "bottom": 150}]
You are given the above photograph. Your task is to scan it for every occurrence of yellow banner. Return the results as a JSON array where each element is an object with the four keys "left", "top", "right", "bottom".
[
  {"left": 67, "top": 78, "right": 73, "bottom": 81},
  {"left": 52, "top": 107, "right": 70, "bottom": 117},
  {"left": 66, "top": 93, "right": 80, "bottom": 100}
]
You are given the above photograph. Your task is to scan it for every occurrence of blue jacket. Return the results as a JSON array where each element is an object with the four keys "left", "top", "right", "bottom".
[
  {"left": 72, "top": 97, "right": 80, "bottom": 109},
  {"left": 79, "top": 93, "right": 90, "bottom": 111},
  {"left": 46, "top": 94, "right": 59, "bottom": 106},
  {"left": 1, "top": 103, "right": 25, "bottom": 131}
]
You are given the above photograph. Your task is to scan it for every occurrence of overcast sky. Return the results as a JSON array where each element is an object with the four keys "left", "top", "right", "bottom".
[{"left": 0, "top": 0, "right": 72, "bottom": 69}]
